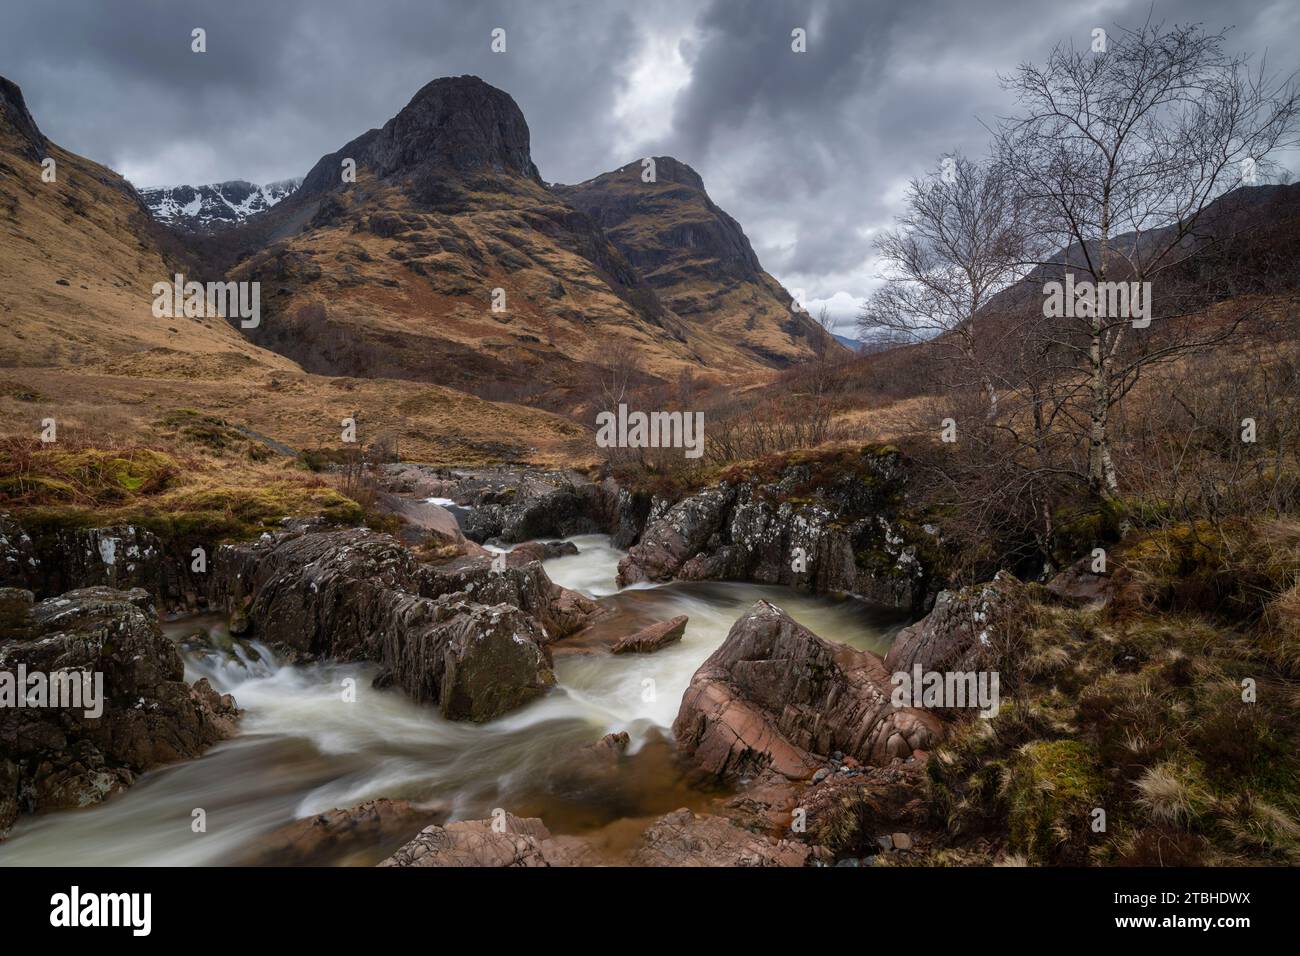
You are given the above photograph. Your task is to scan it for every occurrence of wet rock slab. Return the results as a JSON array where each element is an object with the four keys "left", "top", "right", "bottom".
[{"left": 0, "top": 586, "right": 238, "bottom": 836}]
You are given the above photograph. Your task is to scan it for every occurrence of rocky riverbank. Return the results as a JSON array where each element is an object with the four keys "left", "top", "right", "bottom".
[
  {"left": 9, "top": 445, "right": 1216, "bottom": 866},
  {"left": 0, "top": 586, "right": 238, "bottom": 835}
]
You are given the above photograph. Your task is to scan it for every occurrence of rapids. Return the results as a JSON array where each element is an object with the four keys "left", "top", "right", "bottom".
[{"left": 0, "top": 534, "right": 908, "bottom": 865}]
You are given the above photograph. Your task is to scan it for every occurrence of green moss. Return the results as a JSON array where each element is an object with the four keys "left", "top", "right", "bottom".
[
  {"left": 37, "top": 448, "right": 180, "bottom": 502},
  {"left": 0, "top": 474, "right": 79, "bottom": 501},
  {"left": 13, "top": 483, "right": 366, "bottom": 546},
  {"left": 1052, "top": 498, "right": 1126, "bottom": 564},
  {"left": 1002, "top": 740, "right": 1103, "bottom": 864}
]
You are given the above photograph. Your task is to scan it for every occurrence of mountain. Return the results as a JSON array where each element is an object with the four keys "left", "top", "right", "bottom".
[
  {"left": 139, "top": 178, "right": 301, "bottom": 231},
  {"left": 183, "top": 76, "right": 697, "bottom": 407},
  {"left": 182, "top": 76, "right": 834, "bottom": 408},
  {"left": 0, "top": 76, "right": 287, "bottom": 371},
  {"left": 0, "top": 74, "right": 594, "bottom": 466},
  {"left": 832, "top": 332, "right": 862, "bottom": 352},
  {"left": 554, "top": 156, "right": 838, "bottom": 367}
]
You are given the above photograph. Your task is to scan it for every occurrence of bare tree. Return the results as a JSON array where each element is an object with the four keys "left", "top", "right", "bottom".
[
  {"left": 860, "top": 153, "right": 1035, "bottom": 419},
  {"left": 996, "top": 18, "right": 1300, "bottom": 497},
  {"left": 593, "top": 338, "right": 643, "bottom": 417}
]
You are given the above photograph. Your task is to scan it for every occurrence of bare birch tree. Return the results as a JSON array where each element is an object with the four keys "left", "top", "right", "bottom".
[
  {"left": 858, "top": 153, "right": 1035, "bottom": 419},
  {"left": 995, "top": 18, "right": 1299, "bottom": 498}
]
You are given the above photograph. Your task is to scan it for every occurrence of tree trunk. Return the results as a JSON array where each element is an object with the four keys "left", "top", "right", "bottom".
[{"left": 1087, "top": 325, "right": 1120, "bottom": 498}]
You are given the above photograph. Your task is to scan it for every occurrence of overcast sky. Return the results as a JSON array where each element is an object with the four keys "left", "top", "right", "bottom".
[{"left": 3, "top": 0, "right": 1297, "bottom": 334}]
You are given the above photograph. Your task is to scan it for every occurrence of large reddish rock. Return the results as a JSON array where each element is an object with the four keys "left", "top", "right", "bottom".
[
  {"left": 611, "top": 615, "right": 687, "bottom": 654},
  {"left": 673, "top": 601, "right": 941, "bottom": 781},
  {"left": 630, "top": 808, "right": 810, "bottom": 867}
]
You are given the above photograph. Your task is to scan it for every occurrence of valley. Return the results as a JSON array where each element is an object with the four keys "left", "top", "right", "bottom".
[{"left": 2, "top": 10, "right": 1299, "bottom": 877}]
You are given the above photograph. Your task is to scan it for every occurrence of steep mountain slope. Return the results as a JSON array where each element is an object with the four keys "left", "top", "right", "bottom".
[
  {"left": 139, "top": 178, "right": 301, "bottom": 231},
  {"left": 555, "top": 156, "right": 838, "bottom": 367},
  {"left": 0, "top": 74, "right": 592, "bottom": 467},
  {"left": 202, "top": 76, "right": 696, "bottom": 408},
  {"left": 0, "top": 76, "right": 291, "bottom": 371},
  {"left": 200, "top": 76, "right": 832, "bottom": 408}
]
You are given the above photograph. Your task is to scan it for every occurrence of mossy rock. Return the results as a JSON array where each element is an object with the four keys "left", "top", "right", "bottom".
[
  {"left": 1051, "top": 498, "right": 1126, "bottom": 565},
  {"left": 1003, "top": 739, "right": 1103, "bottom": 864}
]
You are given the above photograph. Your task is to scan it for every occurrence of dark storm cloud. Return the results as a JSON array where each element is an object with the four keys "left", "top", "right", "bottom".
[{"left": 2, "top": 0, "right": 1295, "bottom": 335}]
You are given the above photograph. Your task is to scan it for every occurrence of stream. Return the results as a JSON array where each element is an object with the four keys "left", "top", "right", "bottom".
[{"left": 0, "top": 534, "right": 909, "bottom": 865}]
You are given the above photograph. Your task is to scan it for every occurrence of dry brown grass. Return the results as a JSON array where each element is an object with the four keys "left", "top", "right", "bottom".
[{"left": 0, "top": 364, "right": 598, "bottom": 469}]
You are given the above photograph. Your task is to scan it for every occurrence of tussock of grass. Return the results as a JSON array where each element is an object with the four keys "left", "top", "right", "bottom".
[
  {"left": 1135, "top": 760, "right": 1214, "bottom": 827},
  {"left": 928, "top": 512, "right": 1300, "bottom": 865},
  {"left": 809, "top": 788, "right": 886, "bottom": 854},
  {"left": 1119, "top": 518, "right": 1300, "bottom": 618},
  {"left": 0, "top": 446, "right": 181, "bottom": 505}
]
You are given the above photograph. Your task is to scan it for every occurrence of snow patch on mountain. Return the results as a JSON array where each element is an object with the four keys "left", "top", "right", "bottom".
[{"left": 138, "top": 178, "right": 301, "bottom": 230}]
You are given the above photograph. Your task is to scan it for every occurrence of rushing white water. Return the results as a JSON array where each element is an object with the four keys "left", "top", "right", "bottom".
[{"left": 0, "top": 533, "right": 908, "bottom": 866}]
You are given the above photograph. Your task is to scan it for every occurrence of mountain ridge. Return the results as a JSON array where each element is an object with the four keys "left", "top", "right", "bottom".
[
  {"left": 139, "top": 178, "right": 302, "bottom": 231},
  {"left": 187, "top": 75, "right": 834, "bottom": 406}
]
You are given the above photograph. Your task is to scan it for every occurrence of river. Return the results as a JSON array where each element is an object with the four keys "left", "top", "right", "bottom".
[{"left": 0, "top": 534, "right": 909, "bottom": 865}]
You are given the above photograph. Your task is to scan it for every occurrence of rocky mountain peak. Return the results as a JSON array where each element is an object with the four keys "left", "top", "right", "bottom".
[
  {"left": 556, "top": 154, "right": 765, "bottom": 282},
  {"left": 300, "top": 75, "right": 541, "bottom": 197},
  {"left": 0, "top": 75, "right": 48, "bottom": 160}
]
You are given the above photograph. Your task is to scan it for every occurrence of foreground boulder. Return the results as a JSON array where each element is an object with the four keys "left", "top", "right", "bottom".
[
  {"left": 379, "top": 812, "right": 602, "bottom": 867},
  {"left": 210, "top": 527, "right": 599, "bottom": 720},
  {"left": 233, "top": 799, "right": 440, "bottom": 866},
  {"left": 0, "top": 586, "right": 238, "bottom": 836},
  {"left": 673, "top": 601, "right": 941, "bottom": 780},
  {"left": 372, "top": 595, "right": 554, "bottom": 721},
  {"left": 611, "top": 615, "right": 688, "bottom": 654}
]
